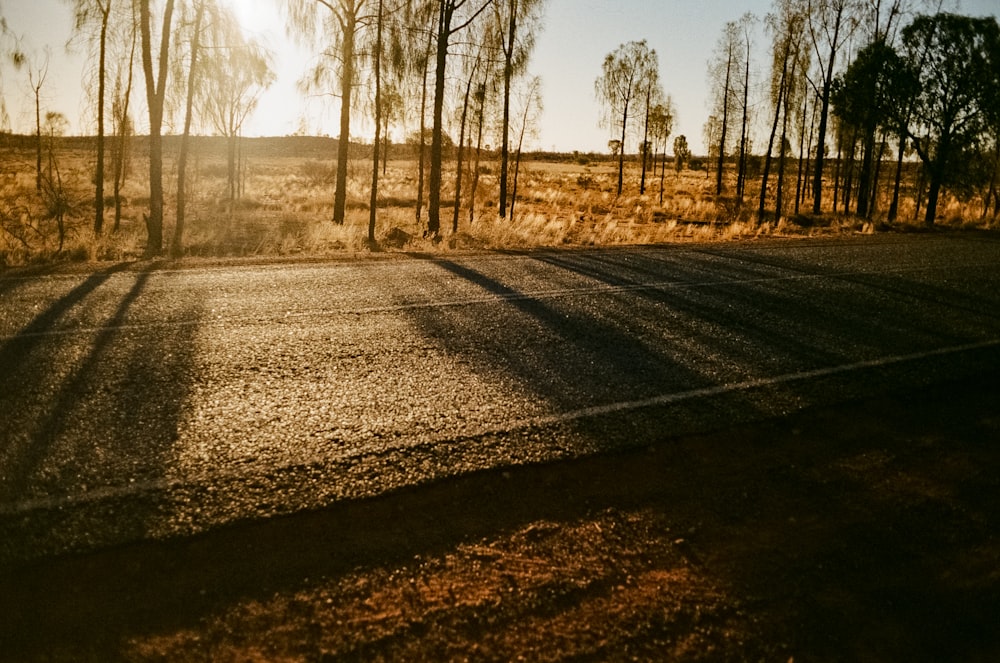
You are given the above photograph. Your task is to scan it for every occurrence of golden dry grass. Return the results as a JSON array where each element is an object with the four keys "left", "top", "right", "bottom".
[{"left": 1, "top": 137, "right": 995, "bottom": 266}]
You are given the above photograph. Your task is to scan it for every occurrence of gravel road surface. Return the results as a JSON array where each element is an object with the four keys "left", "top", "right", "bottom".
[{"left": 2, "top": 234, "right": 1000, "bottom": 565}]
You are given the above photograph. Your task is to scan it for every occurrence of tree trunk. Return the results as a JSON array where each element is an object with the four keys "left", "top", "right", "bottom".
[
  {"left": 94, "top": 4, "right": 109, "bottom": 236},
  {"left": 174, "top": 0, "right": 205, "bottom": 257},
  {"left": 775, "top": 56, "right": 796, "bottom": 222},
  {"left": 498, "top": 1, "right": 516, "bottom": 219},
  {"left": 736, "top": 39, "right": 750, "bottom": 203},
  {"left": 887, "top": 134, "right": 905, "bottom": 222},
  {"left": 924, "top": 172, "right": 942, "bottom": 226},
  {"left": 333, "top": 13, "right": 356, "bottom": 225},
  {"left": 812, "top": 84, "right": 832, "bottom": 214},
  {"left": 509, "top": 79, "right": 534, "bottom": 221},
  {"left": 921, "top": 133, "right": 950, "bottom": 226},
  {"left": 428, "top": 1, "right": 452, "bottom": 237},
  {"left": 855, "top": 128, "right": 875, "bottom": 218},
  {"left": 139, "top": 0, "right": 174, "bottom": 258},
  {"left": 842, "top": 131, "right": 857, "bottom": 214},
  {"left": 640, "top": 89, "right": 650, "bottom": 195},
  {"left": 416, "top": 30, "right": 432, "bottom": 227},
  {"left": 114, "top": 23, "right": 137, "bottom": 233},
  {"left": 812, "top": 10, "right": 843, "bottom": 215},
  {"left": 794, "top": 93, "right": 809, "bottom": 216},
  {"left": 716, "top": 45, "right": 732, "bottom": 196},
  {"left": 759, "top": 49, "right": 787, "bottom": 223},
  {"left": 869, "top": 132, "right": 887, "bottom": 218},
  {"left": 453, "top": 56, "right": 478, "bottom": 235},
  {"left": 368, "top": 0, "right": 384, "bottom": 244},
  {"left": 469, "top": 83, "right": 485, "bottom": 225},
  {"left": 616, "top": 100, "right": 628, "bottom": 197},
  {"left": 34, "top": 88, "right": 42, "bottom": 193},
  {"left": 983, "top": 139, "right": 1000, "bottom": 220},
  {"left": 227, "top": 130, "right": 237, "bottom": 204}
]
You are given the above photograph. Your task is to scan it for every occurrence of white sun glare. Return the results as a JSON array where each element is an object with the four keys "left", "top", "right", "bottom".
[{"left": 218, "top": 0, "right": 273, "bottom": 36}]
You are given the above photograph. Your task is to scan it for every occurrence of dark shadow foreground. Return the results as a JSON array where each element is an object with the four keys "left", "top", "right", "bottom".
[{"left": 1, "top": 372, "right": 999, "bottom": 662}]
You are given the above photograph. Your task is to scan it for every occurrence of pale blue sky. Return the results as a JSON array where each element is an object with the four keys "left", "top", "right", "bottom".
[{"left": 3, "top": 0, "right": 998, "bottom": 154}]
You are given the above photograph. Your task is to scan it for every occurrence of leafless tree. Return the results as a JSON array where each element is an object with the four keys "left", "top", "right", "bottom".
[{"left": 26, "top": 48, "right": 49, "bottom": 193}]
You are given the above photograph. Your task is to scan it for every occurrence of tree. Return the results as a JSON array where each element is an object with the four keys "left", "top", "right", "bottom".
[
  {"left": 411, "top": 11, "right": 435, "bottom": 227},
  {"left": 759, "top": 0, "right": 806, "bottom": 223},
  {"left": 831, "top": 41, "right": 909, "bottom": 218},
  {"left": 708, "top": 19, "right": 741, "bottom": 196},
  {"left": 202, "top": 14, "right": 273, "bottom": 205},
  {"left": 427, "top": 0, "right": 491, "bottom": 237},
  {"left": 637, "top": 55, "right": 663, "bottom": 196},
  {"left": 467, "top": 79, "right": 489, "bottom": 224},
  {"left": 451, "top": 20, "right": 491, "bottom": 234},
  {"left": 40, "top": 111, "right": 72, "bottom": 252},
  {"left": 649, "top": 98, "right": 674, "bottom": 204},
  {"left": 288, "top": 0, "right": 370, "bottom": 225},
  {"left": 64, "top": 0, "right": 113, "bottom": 236},
  {"left": 829, "top": 0, "right": 912, "bottom": 220},
  {"left": 806, "top": 0, "right": 855, "bottom": 215},
  {"left": 495, "top": 0, "right": 544, "bottom": 219},
  {"left": 172, "top": 0, "right": 207, "bottom": 257},
  {"left": 901, "top": 13, "right": 1000, "bottom": 225},
  {"left": 673, "top": 135, "right": 690, "bottom": 172},
  {"left": 138, "top": 0, "right": 175, "bottom": 257},
  {"left": 367, "top": 0, "right": 385, "bottom": 245},
  {"left": 26, "top": 48, "right": 49, "bottom": 192},
  {"left": 508, "top": 75, "right": 541, "bottom": 220},
  {"left": 109, "top": 0, "right": 137, "bottom": 232},
  {"left": 595, "top": 39, "right": 659, "bottom": 196},
  {"left": 734, "top": 12, "right": 757, "bottom": 203}
]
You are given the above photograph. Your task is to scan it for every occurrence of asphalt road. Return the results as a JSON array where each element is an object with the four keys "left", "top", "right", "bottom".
[{"left": 2, "top": 233, "right": 1000, "bottom": 565}]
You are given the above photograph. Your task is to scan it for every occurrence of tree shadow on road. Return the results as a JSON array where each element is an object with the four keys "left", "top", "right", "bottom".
[
  {"left": 0, "top": 262, "right": 202, "bottom": 561},
  {"left": 1, "top": 373, "right": 998, "bottom": 661}
]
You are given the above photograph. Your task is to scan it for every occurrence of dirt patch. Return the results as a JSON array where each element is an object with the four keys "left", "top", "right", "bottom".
[{"left": 2, "top": 373, "right": 999, "bottom": 661}]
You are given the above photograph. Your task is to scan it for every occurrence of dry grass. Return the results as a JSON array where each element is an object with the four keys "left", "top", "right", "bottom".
[{"left": 1, "top": 137, "right": 995, "bottom": 267}]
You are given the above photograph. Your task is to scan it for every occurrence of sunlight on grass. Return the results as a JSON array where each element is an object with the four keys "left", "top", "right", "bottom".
[{"left": 1, "top": 136, "right": 996, "bottom": 266}]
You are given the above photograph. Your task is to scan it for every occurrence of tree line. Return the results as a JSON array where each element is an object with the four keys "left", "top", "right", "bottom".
[
  {"left": 2, "top": 1, "right": 999, "bottom": 259},
  {"left": 2, "top": 0, "right": 548, "bottom": 256},
  {"left": 702, "top": 0, "right": 1000, "bottom": 226}
]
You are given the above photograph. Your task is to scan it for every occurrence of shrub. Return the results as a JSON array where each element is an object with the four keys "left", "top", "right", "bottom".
[{"left": 298, "top": 160, "right": 336, "bottom": 187}]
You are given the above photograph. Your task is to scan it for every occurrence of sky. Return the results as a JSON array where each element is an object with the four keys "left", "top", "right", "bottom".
[{"left": 3, "top": 0, "right": 998, "bottom": 155}]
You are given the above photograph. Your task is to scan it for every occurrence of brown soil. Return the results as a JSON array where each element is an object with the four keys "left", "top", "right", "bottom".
[{"left": 3, "top": 373, "right": 999, "bottom": 662}]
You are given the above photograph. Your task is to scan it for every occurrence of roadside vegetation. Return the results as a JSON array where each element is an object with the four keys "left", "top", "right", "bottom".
[
  {"left": 1, "top": 3, "right": 998, "bottom": 268},
  {"left": 0, "top": 133, "right": 995, "bottom": 268}
]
